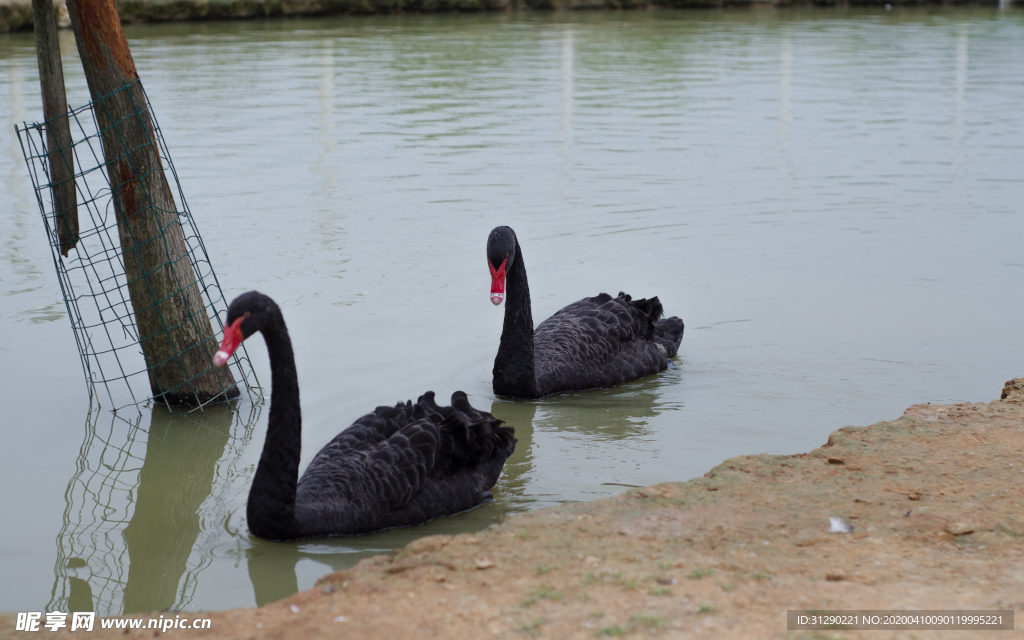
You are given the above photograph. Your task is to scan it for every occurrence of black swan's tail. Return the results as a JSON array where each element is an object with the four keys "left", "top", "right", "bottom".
[
  {"left": 618, "top": 292, "right": 665, "bottom": 340},
  {"left": 616, "top": 291, "right": 683, "bottom": 357},
  {"left": 417, "top": 391, "right": 516, "bottom": 478},
  {"left": 654, "top": 316, "right": 684, "bottom": 358}
]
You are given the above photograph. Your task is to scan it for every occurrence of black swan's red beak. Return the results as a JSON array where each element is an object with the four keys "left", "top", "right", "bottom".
[
  {"left": 213, "top": 315, "right": 246, "bottom": 366},
  {"left": 489, "top": 257, "right": 507, "bottom": 306}
]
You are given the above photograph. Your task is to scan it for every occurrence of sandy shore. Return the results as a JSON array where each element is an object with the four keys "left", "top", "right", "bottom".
[{"left": 3, "top": 378, "right": 1022, "bottom": 639}]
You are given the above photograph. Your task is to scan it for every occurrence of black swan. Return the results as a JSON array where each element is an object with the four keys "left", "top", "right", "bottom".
[
  {"left": 212, "top": 291, "right": 516, "bottom": 541},
  {"left": 487, "top": 226, "right": 684, "bottom": 399}
]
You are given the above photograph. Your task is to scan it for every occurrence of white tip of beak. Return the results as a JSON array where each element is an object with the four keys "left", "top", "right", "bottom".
[
  {"left": 213, "top": 350, "right": 230, "bottom": 367},
  {"left": 490, "top": 293, "right": 504, "bottom": 306}
]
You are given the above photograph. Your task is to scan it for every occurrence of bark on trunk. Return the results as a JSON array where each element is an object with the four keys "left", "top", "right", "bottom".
[
  {"left": 31, "top": 0, "right": 78, "bottom": 257},
  {"left": 65, "top": 0, "right": 238, "bottom": 406}
]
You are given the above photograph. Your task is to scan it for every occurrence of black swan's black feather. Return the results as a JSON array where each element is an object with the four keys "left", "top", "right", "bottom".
[
  {"left": 226, "top": 291, "right": 516, "bottom": 541},
  {"left": 488, "top": 227, "right": 684, "bottom": 399}
]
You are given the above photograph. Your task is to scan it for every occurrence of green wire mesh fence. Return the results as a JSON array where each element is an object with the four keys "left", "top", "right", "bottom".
[{"left": 15, "top": 81, "right": 261, "bottom": 412}]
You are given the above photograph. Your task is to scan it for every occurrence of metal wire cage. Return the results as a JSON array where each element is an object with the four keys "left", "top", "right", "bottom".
[{"left": 15, "top": 82, "right": 262, "bottom": 412}]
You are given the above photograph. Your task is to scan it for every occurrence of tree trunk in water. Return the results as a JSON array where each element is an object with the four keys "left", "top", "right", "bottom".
[
  {"left": 31, "top": 0, "right": 78, "bottom": 256},
  {"left": 65, "top": 0, "right": 237, "bottom": 406}
]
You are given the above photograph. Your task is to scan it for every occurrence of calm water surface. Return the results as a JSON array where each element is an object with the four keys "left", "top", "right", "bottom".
[{"left": 1, "top": 8, "right": 1023, "bottom": 615}]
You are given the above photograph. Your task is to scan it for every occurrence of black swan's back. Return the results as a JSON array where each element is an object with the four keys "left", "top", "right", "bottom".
[
  {"left": 533, "top": 292, "right": 684, "bottom": 396},
  {"left": 290, "top": 391, "right": 515, "bottom": 537}
]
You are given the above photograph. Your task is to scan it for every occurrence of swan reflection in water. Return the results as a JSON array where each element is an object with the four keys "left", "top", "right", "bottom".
[
  {"left": 522, "top": 366, "right": 682, "bottom": 440},
  {"left": 48, "top": 402, "right": 259, "bottom": 616},
  {"left": 490, "top": 367, "right": 681, "bottom": 507},
  {"left": 490, "top": 367, "right": 684, "bottom": 503}
]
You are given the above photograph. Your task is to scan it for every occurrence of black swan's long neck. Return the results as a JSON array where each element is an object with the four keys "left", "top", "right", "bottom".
[
  {"left": 247, "top": 315, "right": 301, "bottom": 539},
  {"left": 493, "top": 238, "right": 538, "bottom": 397}
]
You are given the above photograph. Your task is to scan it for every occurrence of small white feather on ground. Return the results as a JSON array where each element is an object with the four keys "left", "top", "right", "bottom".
[{"left": 828, "top": 516, "right": 852, "bottom": 533}]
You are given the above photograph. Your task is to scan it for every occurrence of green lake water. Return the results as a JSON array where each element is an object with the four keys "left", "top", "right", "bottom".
[{"left": 1, "top": 7, "right": 1022, "bottom": 615}]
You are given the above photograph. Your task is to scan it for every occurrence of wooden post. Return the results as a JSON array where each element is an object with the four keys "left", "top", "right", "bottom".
[
  {"left": 31, "top": 0, "right": 78, "bottom": 257},
  {"left": 64, "top": 0, "right": 238, "bottom": 406}
]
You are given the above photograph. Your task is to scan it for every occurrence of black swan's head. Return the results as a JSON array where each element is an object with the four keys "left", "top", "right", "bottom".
[
  {"left": 486, "top": 226, "right": 517, "bottom": 306},
  {"left": 212, "top": 291, "right": 279, "bottom": 366}
]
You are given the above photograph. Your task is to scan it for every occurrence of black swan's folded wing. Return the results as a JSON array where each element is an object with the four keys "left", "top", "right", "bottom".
[
  {"left": 297, "top": 392, "right": 514, "bottom": 515},
  {"left": 534, "top": 292, "right": 675, "bottom": 393}
]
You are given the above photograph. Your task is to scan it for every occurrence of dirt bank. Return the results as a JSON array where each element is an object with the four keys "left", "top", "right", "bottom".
[{"left": 4, "top": 379, "right": 1023, "bottom": 639}]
